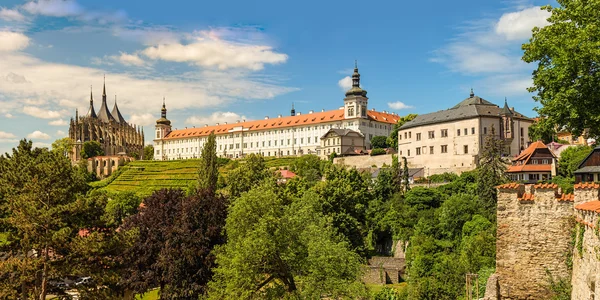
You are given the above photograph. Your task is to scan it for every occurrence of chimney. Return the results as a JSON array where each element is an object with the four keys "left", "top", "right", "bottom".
[
  {"left": 204, "top": 124, "right": 208, "bottom": 127},
  {"left": 216, "top": 123, "right": 219, "bottom": 126},
  {"left": 339, "top": 106, "right": 344, "bottom": 110},
  {"left": 297, "top": 112, "right": 301, "bottom": 116},
  {"left": 278, "top": 114, "right": 282, "bottom": 118},
  {"left": 242, "top": 119, "right": 246, "bottom": 122},
  {"left": 236, "top": 120, "right": 240, "bottom": 123},
  {"left": 265, "top": 116, "right": 269, "bottom": 120},
  {"left": 321, "top": 109, "right": 325, "bottom": 112},
  {"left": 224, "top": 122, "right": 228, "bottom": 124},
  {"left": 309, "top": 110, "right": 314, "bottom": 114}
]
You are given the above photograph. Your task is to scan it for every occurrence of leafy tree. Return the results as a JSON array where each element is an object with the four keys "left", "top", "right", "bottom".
[
  {"left": 522, "top": 1, "right": 600, "bottom": 139},
  {"left": 529, "top": 118, "right": 557, "bottom": 144},
  {"left": 290, "top": 154, "right": 329, "bottom": 183},
  {"left": 437, "top": 194, "right": 480, "bottom": 241},
  {"left": 208, "top": 183, "right": 366, "bottom": 299},
  {"left": 388, "top": 113, "right": 418, "bottom": 150},
  {"left": 226, "top": 153, "right": 270, "bottom": 199},
  {"left": 198, "top": 132, "right": 218, "bottom": 194},
  {"left": 476, "top": 130, "right": 507, "bottom": 218},
  {"left": 459, "top": 215, "right": 496, "bottom": 274},
  {"left": 370, "top": 148, "right": 387, "bottom": 156},
  {"left": 102, "top": 191, "right": 142, "bottom": 227},
  {"left": 143, "top": 145, "right": 154, "bottom": 160},
  {"left": 120, "top": 188, "right": 227, "bottom": 299},
  {"left": 557, "top": 145, "right": 593, "bottom": 178},
  {"left": 370, "top": 135, "right": 389, "bottom": 149},
  {"left": 81, "top": 140, "right": 104, "bottom": 159},
  {"left": 0, "top": 139, "right": 88, "bottom": 299},
  {"left": 51, "top": 137, "right": 74, "bottom": 158},
  {"left": 313, "top": 165, "right": 372, "bottom": 256},
  {"left": 402, "top": 156, "right": 410, "bottom": 193}
]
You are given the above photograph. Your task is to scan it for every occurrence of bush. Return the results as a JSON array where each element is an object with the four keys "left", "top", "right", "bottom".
[
  {"left": 371, "top": 148, "right": 387, "bottom": 156},
  {"left": 428, "top": 172, "right": 459, "bottom": 183}
]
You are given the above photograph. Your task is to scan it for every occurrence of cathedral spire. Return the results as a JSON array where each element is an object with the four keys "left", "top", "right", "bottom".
[
  {"left": 97, "top": 76, "right": 115, "bottom": 123},
  {"left": 102, "top": 74, "right": 106, "bottom": 99},
  {"left": 111, "top": 94, "right": 127, "bottom": 123},
  {"left": 87, "top": 85, "right": 97, "bottom": 118},
  {"left": 470, "top": 88, "right": 474, "bottom": 98},
  {"left": 344, "top": 61, "right": 367, "bottom": 97}
]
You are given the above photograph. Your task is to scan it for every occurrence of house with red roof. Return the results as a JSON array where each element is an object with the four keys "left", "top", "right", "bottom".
[
  {"left": 276, "top": 169, "right": 297, "bottom": 184},
  {"left": 507, "top": 141, "right": 556, "bottom": 183}
]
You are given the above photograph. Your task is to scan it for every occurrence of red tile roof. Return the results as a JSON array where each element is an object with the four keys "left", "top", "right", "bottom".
[
  {"left": 557, "top": 194, "right": 575, "bottom": 202},
  {"left": 574, "top": 182, "right": 600, "bottom": 189},
  {"left": 507, "top": 141, "right": 554, "bottom": 173},
  {"left": 518, "top": 193, "right": 535, "bottom": 201},
  {"left": 575, "top": 200, "right": 600, "bottom": 213},
  {"left": 576, "top": 217, "right": 596, "bottom": 228},
  {"left": 534, "top": 183, "right": 558, "bottom": 189},
  {"left": 277, "top": 170, "right": 297, "bottom": 179},
  {"left": 497, "top": 183, "right": 521, "bottom": 189},
  {"left": 163, "top": 109, "right": 400, "bottom": 140}
]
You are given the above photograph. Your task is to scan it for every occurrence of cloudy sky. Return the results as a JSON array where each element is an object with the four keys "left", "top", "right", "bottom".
[{"left": 0, "top": 0, "right": 554, "bottom": 155}]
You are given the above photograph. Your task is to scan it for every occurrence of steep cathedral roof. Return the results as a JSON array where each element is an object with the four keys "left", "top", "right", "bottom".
[
  {"left": 111, "top": 96, "right": 128, "bottom": 123},
  {"left": 87, "top": 87, "right": 97, "bottom": 118},
  {"left": 97, "top": 80, "right": 116, "bottom": 123}
]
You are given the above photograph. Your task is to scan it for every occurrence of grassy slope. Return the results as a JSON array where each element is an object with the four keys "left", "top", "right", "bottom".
[{"left": 97, "top": 157, "right": 299, "bottom": 196}]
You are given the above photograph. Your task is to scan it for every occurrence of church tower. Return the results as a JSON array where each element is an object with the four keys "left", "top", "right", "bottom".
[
  {"left": 155, "top": 97, "right": 172, "bottom": 140},
  {"left": 344, "top": 61, "right": 368, "bottom": 119},
  {"left": 500, "top": 98, "right": 515, "bottom": 155}
]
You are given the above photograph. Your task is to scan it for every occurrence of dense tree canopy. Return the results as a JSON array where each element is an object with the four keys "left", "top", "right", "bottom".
[
  {"left": 51, "top": 137, "right": 74, "bottom": 158},
  {"left": 370, "top": 135, "right": 389, "bottom": 149},
  {"left": 81, "top": 140, "right": 104, "bottom": 159},
  {"left": 143, "top": 145, "right": 154, "bottom": 160},
  {"left": 208, "top": 182, "right": 366, "bottom": 299},
  {"left": 523, "top": 1, "right": 600, "bottom": 139},
  {"left": 198, "top": 132, "right": 218, "bottom": 194},
  {"left": 557, "top": 145, "right": 593, "bottom": 178}
]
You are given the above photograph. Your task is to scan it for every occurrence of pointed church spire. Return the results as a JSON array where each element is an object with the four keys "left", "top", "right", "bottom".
[
  {"left": 111, "top": 94, "right": 127, "bottom": 123},
  {"left": 102, "top": 74, "right": 106, "bottom": 98},
  {"left": 345, "top": 61, "right": 367, "bottom": 97},
  {"left": 501, "top": 97, "right": 513, "bottom": 115},
  {"left": 352, "top": 60, "right": 360, "bottom": 88},
  {"left": 87, "top": 85, "right": 97, "bottom": 118},
  {"left": 97, "top": 76, "right": 115, "bottom": 123}
]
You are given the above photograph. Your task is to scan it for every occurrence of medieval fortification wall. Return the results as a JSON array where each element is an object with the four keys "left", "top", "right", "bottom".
[{"left": 492, "top": 183, "right": 600, "bottom": 300}]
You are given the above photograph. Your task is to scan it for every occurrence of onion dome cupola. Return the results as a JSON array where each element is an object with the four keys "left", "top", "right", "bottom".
[
  {"left": 87, "top": 86, "right": 97, "bottom": 118},
  {"left": 97, "top": 76, "right": 116, "bottom": 123},
  {"left": 156, "top": 97, "right": 171, "bottom": 126},
  {"left": 343, "top": 60, "right": 369, "bottom": 119},
  {"left": 111, "top": 95, "right": 128, "bottom": 123},
  {"left": 344, "top": 61, "right": 368, "bottom": 97}
]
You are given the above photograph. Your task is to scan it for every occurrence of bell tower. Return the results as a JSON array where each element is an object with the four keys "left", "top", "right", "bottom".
[
  {"left": 155, "top": 97, "right": 172, "bottom": 160},
  {"left": 344, "top": 61, "right": 368, "bottom": 119}
]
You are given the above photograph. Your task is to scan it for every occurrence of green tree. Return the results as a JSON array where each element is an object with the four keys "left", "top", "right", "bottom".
[
  {"left": 121, "top": 188, "right": 227, "bottom": 299},
  {"left": 226, "top": 154, "right": 270, "bottom": 199},
  {"left": 102, "top": 191, "right": 142, "bottom": 227},
  {"left": 557, "top": 145, "right": 593, "bottom": 178},
  {"left": 143, "top": 145, "right": 154, "bottom": 160},
  {"left": 459, "top": 215, "right": 496, "bottom": 274},
  {"left": 388, "top": 113, "right": 418, "bottom": 150},
  {"left": 208, "top": 183, "right": 366, "bottom": 299},
  {"left": 476, "top": 130, "right": 507, "bottom": 218},
  {"left": 402, "top": 156, "right": 410, "bottom": 193},
  {"left": 370, "top": 135, "right": 389, "bottom": 149},
  {"left": 81, "top": 140, "right": 104, "bottom": 159},
  {"left": 0, "top": 139, "right": 88, "bottom": 299},
  {"left": 528, "top": 118, "right": 557, "bottom": 144},
  {"left": 51, "top": 137, "right": 74, "bottom": 158},
  {"left": 522, "top": 1, "right": 600, "bottom": 139},
  {"left": 198, "top": 132, "right": 218, "bottom": 194}
]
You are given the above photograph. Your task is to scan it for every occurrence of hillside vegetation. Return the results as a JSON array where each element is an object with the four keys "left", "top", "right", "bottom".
[{"left": 93, "top": 157, "right": 301, "bottom": 196}]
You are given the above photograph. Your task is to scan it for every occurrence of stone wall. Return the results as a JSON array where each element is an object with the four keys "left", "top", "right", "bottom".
[
  {"left": 334, "top": 154, "right": 393, "bottom": 169},
  {"left": 495, "top": 183, "right": 574, "bottom": 299},
  {"left": 362, "top": 256, "right": 405, "bottom": 285},
  {"left": 571, "top": 183, "right": 600, "bottom": 299}
]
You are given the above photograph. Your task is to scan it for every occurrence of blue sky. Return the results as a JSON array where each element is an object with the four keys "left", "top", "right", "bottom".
[{"left": 0, "top": 0, "right": 555, "bottom": 155}]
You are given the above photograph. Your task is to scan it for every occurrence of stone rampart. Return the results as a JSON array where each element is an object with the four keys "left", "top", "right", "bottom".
[
  {"left": 495, "top": 183, "right": 574, "bottom": 299},
  {"left": 362, "top": 256, "right": 405, "bottom": 285},
  {"left": 571, "top": 183, "right": 600, "bottom": 299}
]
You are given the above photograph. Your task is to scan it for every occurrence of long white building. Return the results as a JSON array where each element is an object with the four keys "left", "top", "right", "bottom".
[{"left": 153, "top": 66, "right": 400, "bottom": 160}]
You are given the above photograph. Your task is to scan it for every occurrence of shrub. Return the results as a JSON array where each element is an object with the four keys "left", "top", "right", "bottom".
[{"left": 370, "top": 148, "right": 387, "bottom": 156}]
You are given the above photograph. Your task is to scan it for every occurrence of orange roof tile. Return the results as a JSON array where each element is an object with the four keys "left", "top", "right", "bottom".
[
  {"left": 557, "top": 194, "right": 575, "bottom": 202},
  {"left": 497, "top": 182, "right": 521, "bottom": 189},
  {"left": 574, "top": 183, "right": 600, "bottom": 189},
  {"left": 277, "top": 170, "right": 297, "bottom": 179},
  {"left": 513, "top": 140, "right": 547, "bottom": 161},
  {"left": 518, "top": 193, "right": 535, "bottom": 201},
  {"left": 163, "top": 109, "right": 400, "bottom": 140},
  {"left": 534, "top": 183, "right": 558, "bottom": 189},
  {"left": 507, "top": 141, "right": 554, "bottom": 173},
  {"left": 575, "top": 200, "right": 600, "bottom": 213}
]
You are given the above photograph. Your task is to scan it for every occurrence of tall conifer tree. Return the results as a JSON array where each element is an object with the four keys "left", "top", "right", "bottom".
[{"left": 198, "top": 132, "right": 218, "bottom": 194}]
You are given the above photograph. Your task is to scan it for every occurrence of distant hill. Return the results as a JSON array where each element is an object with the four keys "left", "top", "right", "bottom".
[{"left": 90, "top": 156, "right": 301, "bottom": 196}]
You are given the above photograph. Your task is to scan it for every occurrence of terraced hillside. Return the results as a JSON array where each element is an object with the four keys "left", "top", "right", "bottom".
[
  {"left": 97, "top": 160, "right": 200, "bottom": 196},
  {"left": 93, "top": 156, "right": 301, "bottom": 196}
]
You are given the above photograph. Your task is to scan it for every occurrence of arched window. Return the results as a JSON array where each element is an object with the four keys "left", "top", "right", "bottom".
[{"left": 348, "top": 106, "right": 354, "bottom": 116}]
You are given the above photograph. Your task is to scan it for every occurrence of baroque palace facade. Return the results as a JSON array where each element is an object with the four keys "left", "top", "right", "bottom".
[
  {"left": 398, "top": 90, "right": 534, "bottom": 175},
  {"left": 68, "top": 80, "right": 145, "bottom": 161},
  {"left": 153, "top": 66, "right": 400, "bottom": 160}
]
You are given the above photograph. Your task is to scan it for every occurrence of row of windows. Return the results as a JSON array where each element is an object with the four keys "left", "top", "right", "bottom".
[
  {"left": 401, "top": 126, "right": 495, "bottom": 142},
  {"left": 399, "top": 144, "right": 469, "bottom": 156}
]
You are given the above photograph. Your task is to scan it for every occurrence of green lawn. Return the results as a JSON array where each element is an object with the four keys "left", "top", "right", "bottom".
[
  {"left": 136, "top": 289, "right": 159, "bottom": 300},
  {"left": 367, "top": 282, "right": 408, "bottom": 295}
]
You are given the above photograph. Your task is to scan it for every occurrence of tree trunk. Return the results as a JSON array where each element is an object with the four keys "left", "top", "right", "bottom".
[{"left": 39, "top": 245, "right": 49, "bottom": 300}]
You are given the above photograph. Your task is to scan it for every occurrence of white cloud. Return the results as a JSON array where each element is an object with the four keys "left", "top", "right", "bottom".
[
  {"left": 112, "top": 27, "right": 181, "bottom": 46},
  {"left": 0, "top": 131, "right": 16, "bottom": 139},
  {"left": 56, "top": 130, "right": 65, "bottom": 136},
  {"left": 129, "top": 113, "right": 155, "bottom": 126},
  {"left": 110, "top": 52, "right": 148, "bottom": 67},
  {"left": 142, "top": 30, "right": 288, "bottom": 70},
  {"left": 23, "top": 106, "right": 65, "bottom": 119},
  {"left": 387, "top": 101, "right": 414, "bottom": 110},
  {"left": 22, "top": 0, "right": 84, "bottom": 17},
  {"left": 0, "top": 7, "right": 26, "bottom": 21},
  {"left": 496, "top": 6, "right": 550, "bottom": 41},
  {"left": 0, "top": 31, "right": 30, "bottom": 52},
  {"left": 49, "top": 119, "right": 67, "bottom": 126},
  {"left": 5, "top": 113, "right": 14, "bottom": 118},
  {"left": 185, "top": 111, "right": 248, "bottom": 126},
  {"left": 58, "top": 98, "right": 79, "bottom": 108},
  {"left": 27, "top": 130, "right": 51, "bottom": 140},
  {"left": 338, "top": 76, "right": 352, "bottom": 90}
]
